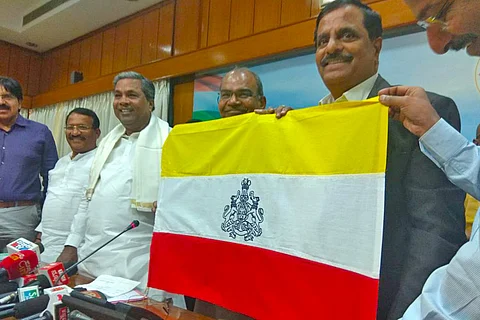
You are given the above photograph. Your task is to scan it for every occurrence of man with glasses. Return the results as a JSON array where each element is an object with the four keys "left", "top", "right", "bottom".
[
  {"left": 311, "top": 1, "right": 465, "bottom": 319},
  {"left": 217, "top": 67, "right": 266, "bottom": 118},
  {"left": 0, "top": 76, "right": 58, "bottom": 252},
  {"left": 379, "top": 0, "right": 480, "bottom": 318},
  {"left": 35, "top": 108, "right": 100, "bottom": 263}
]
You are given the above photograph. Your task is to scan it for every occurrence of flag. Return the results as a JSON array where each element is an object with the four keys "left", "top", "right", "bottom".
[{"left": 149, "top": 99, "right": 388, "bottom": 319}]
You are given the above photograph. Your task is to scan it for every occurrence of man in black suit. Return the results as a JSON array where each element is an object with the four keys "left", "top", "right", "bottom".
[{"left": 312, "top": 1, "right": 466, "bottom": 319}]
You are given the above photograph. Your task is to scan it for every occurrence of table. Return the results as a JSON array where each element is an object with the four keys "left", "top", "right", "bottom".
[{"left": 69, "top": 274, "right": 214, "bottom": 320}]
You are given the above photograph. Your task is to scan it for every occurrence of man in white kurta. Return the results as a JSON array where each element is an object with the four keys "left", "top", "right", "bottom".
[
  {"left": 36, "top": 108, "right": 100, "bottom": 263},
  {"left": 58, "top": 72, "right": 172, "bottom": 295}
]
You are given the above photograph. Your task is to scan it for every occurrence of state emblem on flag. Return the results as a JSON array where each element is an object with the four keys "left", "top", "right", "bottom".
[{"left": 221, "top": 178, "right": 265, "bottom": 241}]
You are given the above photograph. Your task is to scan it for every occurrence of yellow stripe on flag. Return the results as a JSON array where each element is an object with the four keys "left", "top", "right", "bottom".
[{"left": 163, "top": 98, "right": 388, "bottom": 177}]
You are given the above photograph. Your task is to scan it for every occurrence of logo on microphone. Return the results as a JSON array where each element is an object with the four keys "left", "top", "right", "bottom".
[
  {"left": 221, "top": 178, "right": 265, "bottom": 241},
  {"left": 10, "top": 239, "right": 33, "bottom": 251}
]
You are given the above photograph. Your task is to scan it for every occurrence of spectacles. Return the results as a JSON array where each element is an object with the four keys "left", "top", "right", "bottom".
[
  {"left": 64, "top": 125, "right": 93, "bottom": 132},
  {"left": 417, "top": 0, "right": 452, "bottom": 31},
  {"left": 217, "top": 90, "right": 258, "bottom": 103}
]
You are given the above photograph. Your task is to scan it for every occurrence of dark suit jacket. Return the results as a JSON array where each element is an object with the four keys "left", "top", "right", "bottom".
[{"left": 368, "top": 75, "right": 467, "bottom": 320}]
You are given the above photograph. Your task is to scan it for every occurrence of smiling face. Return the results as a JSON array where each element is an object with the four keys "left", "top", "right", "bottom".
[
  {"left": 65, "top": 112, "right": 100, "bottom": 157},
  {"left": 315, "top": 5, "right": 382, "bottom": 99},
  {"left": 218, "top": 70, "right": 266, "bottom": 118},
  {"left": 405, "top": 0, "right": 480, "bottom": 56},
  {"left": 0, "top": 85, "right": 21, "bottom": 128},
  {"left": 113, "top": 78, "right": 152, "bottom": 135}
]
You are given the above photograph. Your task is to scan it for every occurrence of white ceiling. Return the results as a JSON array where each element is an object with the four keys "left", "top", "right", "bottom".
[{"left": 0, "top": 0, "right": 164, "bottom": 53}]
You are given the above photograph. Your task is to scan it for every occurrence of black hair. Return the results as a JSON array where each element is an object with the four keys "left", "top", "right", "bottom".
[
  {"left": 66, "top": 107, "right": 100, "bottom": 129},
  {"left": 314, "top": 0, "right": 383, "bottom": 47},
  {"left": 0, "top": 77, "right": 23, "bottom": 101}
]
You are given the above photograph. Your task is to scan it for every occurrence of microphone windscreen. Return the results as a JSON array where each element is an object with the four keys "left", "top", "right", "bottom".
[
  {"left": 0, "top": 281, "right": 18, "bottom": 294},
  {"left": 24, "top": 275, "right": 51, "bottom": 290},
  {"left": 0, "top": 251, "right": 38, "bottom": 279},
  {"left": 62, "top": 296, "right": 126, "bottom": 320},
  {"left": 14, "top": 294, "right": 50, "bottom": 318}
]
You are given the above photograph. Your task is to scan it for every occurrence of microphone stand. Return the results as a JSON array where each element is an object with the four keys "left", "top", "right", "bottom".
[{"left": 53, "top": 220, "right": 140, "bottom": 286}]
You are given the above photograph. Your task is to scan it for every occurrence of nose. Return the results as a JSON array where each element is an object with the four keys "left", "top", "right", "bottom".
[
  {"left": 227, "top": 93, "right": 240, "bottom": 104},
  {"left": 426, "top": 26, "right": 453, "bottom": 54},
  {"left": 325, "top": 37, "right": 343, "bottom": 54}
]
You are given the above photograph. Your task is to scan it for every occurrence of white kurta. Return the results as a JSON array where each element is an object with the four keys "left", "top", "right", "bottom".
[
  {"left": 37, "top": 149, "right": 96, "bottom": 263},
  {"left": 68, "top": 134, "right": 156, "bottom": 288}
]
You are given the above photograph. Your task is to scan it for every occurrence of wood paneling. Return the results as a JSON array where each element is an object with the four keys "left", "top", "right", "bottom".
[
  {"left": 68, "top": 42, "right": 81, "bottom": 81},
  {"left": 126, "top": 16, "right": 144, "bottom": 68},
  {"left": 8, "top": 46, "right": 30, "bottom": 90},
  {"left": 281, "top": 0, "right": 312, "bottom": 26},
  {"left": 89, "top": 33, "right": 103, "bottom": 79},
  {"left": 199, "top": 0, "right": 210, "bottom": 48},
  {"left": 142, "top": 9, "right": 160, "bottom": 64},
  {"left": 113, "top": 23, "right": 129, "bottom": 72},
  {"left": 101, "top": 28, "right": 116, "bottom": 76},
  {"left": 173, "top": 80, "right": 194, "bottom": 125},
  {"left": 79, "top": 38, "right": 91, "bottom": 80},
  {"left": 27, "top": 54, "right": 41, "bottom": 96},
  {"left": 0, "top": 43, "right": 11, "bottom": 76},
  {"left": 311, "top": 0, "right": 321, "bottom": 17},
  {"left": 157, "top": 1, "right": 174, "bottom": 59},
  {"left": 370, "top": 0, "right": 416, "bottom": 28},
  {"left": 229, "top": 0, "right": 254, "bottom": 40},
  {"left": 253, "top": 0, "right": 282, "bottom": 33},
  {"left": 207, "top": 0, "right": 231, "bottom": 46},
  {"left": 40, "top": 54, "right": 53, "bottom": 93},
  {"left": 174, "top": 0, "right": 201, "bottom": 55}
]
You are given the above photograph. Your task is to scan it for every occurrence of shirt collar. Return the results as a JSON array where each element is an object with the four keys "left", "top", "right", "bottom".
[
  {"left": 13, "top": 114, "right": 28, "bottom": 127},
  {"left": 70, "top": 147, "right": 97, "bottom": 160},
  {"left": 319, "top": 73, "right": 379, "bottom": 105}
]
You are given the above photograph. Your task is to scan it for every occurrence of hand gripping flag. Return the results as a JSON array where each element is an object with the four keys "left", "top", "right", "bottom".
[{"left": 149, "top": 99, "right": 388, "bottom": 319}]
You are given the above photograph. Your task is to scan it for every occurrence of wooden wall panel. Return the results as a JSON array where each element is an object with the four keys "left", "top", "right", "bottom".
[
  {"left": 27, "top": 54, "right": 41, "bottom": 96},
  {"left": 8, "top": 46, "right": 30, "bottom": 90},
  {"left": 229, "top": 0, "right": 254, "bottom": 40},
  {"left": 174, "top": 0, "right": 201, "bottom": 55},
  {"left": 68, "top": 42, "right": 81, "bottom": 81},
  {"left": 56, "top": 47, "right": 71, "bottom": 88},
  {"left": 142, "top": 9, "right": 160, "bottom": 64},
  {"left": 113, "top": 23, "right": 129, "bottom": 72},
  {"left": 40, "top": 54, "right": 53, "bottom": 93},
  {"left": 101, "top": 28, "right": 116, "bottom": 76},
  {"left": 207, "top": 0, "right": 231, "bottom": 46},
  {"left": 0, "top": 43, "right": 11, "bottom": 76},
  {"left": 281, "top": 0, "right": 312, "bottom": 26},
  {"left": 79, "top": 38, "right": 91, "bottom": 80},
  {"left": 157, "top": 1, "right": 174, "bottom": 59},
  {"left": 89, "top": 33, "right": 103, "bottom": 79},
  {"left": 199, "top": 0, "right": 210, "bottom": 48},
  {"left": 311, "top": 0, "right": 321, "bottom": 17},
  {"left": 49, "top": 50, "right": 62, "bottom": 90},
  {"left": 254, "top": 0, "right": 282, "bottom": 33},
  {"left": 126, "top": 16, "right": 144, "bottom": 68},
  {"left": 173, "top": 80, "right": 194, "bottom": 125}
]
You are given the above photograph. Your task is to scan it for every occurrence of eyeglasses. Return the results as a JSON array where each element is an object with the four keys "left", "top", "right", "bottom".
[
  {"left": 217, "top": 90, "right": 258, "bottom": 103},
  {"left": 64, "top": 125, "right": 93, "bottom": 132},
  {"left": 417, "top": 0, "right": 452, "bottom": 31}
]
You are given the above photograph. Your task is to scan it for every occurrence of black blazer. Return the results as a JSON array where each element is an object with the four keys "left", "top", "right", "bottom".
[{"left": 368, "top": 75, "right": 467, "bottom": 320}]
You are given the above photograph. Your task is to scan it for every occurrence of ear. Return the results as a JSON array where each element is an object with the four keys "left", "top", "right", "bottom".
[
  {"left": 372, "top": 37, "right": 383, "bottom": 68},
  {"left": 149, "top": 100, "right": 154, "bottom": 112},
  {"left": 95, "top": 128, "right": 101, "bottom": 139},
  {"left": 259, "top": 96, "right": 267, "bottom": 109}
]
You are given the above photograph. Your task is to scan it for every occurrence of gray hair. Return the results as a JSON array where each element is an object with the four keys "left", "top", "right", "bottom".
[{"left": 113, "top": 71, "right": 155, "bottom": 110}]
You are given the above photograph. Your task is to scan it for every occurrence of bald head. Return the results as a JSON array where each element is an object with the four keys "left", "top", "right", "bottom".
[{"left": 218, "top": 68, "right": 266, "bottom": 118}]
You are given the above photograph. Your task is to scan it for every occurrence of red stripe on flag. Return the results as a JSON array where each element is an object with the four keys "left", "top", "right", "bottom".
[{"left": 149, "top": 232, "right": 378, "bottom": 319}]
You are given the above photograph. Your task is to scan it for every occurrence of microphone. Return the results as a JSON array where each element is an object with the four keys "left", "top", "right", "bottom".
[
  {"left": 61, "top": 296, "right": 127, "bottom": 320},
  {"left": 20, "top": 311, "right": 53, "bottom": 320},
  {"left": 54, "top": 220, "right": 140, "bottom": 286},
  {"left": 0, "top": 281, "right": 18, "bottom": 294},
  {"left": 0, "top": 251, "right": 38, "bottom": 282},
  {"left": 69, "top": 310, "right": 94, "bottom": 320},
  {"left": 6, "top": 238, "right": 44, "bottom": 262},
  {"left": 0, "top": 294, "right": 49, "bottom": 319}
]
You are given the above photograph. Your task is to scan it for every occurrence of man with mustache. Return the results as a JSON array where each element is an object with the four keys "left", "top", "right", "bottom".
[
  {"left": 56, "top": 72, "right": 180, "bottom": 305},
  {"left": 0, "top": 76, "right": 58, "bottom": 252},
  {"left": 314, "top": 1, "right": 466, "bottom": 319},
  {"left": 378, "top": 0, "right": 480, "bottom": 318},
  {"left": 35, "top": 108, "right": 100, "bottom": 263}
]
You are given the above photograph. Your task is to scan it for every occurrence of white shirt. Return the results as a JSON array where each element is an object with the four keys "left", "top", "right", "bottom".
[
  {"left": 319, "top": 73, "right": 378, "bottom": 105},
  {"left": 37, "top": 149, "right": 96, "bottom": 263},
  {"left": 66, "top": 134, "right": 156, "bottom": 288}
]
